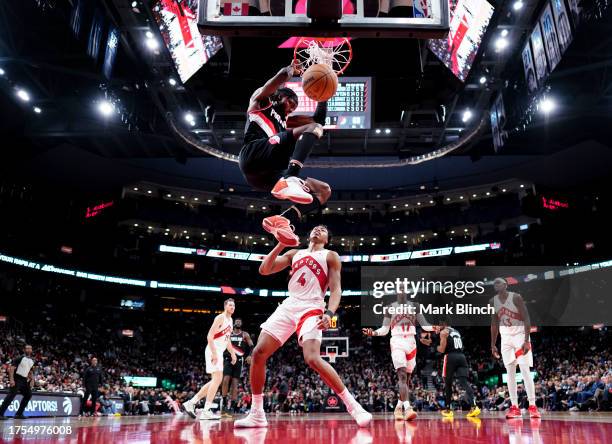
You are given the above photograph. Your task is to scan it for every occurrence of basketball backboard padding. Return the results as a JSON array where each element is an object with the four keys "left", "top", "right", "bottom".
[{"left": 198, "top": 0, "right": 449, "bottom": 38}]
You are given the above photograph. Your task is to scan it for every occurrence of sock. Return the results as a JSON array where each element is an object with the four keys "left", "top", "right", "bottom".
[
  {"left": 403, "top": 400, "right": 411, "bottom": 410},
  {"left": 204, "top": 401, "right": 213, "bottom": 411},
  {"left": 519, "top": 362, "right": 536, "bottom": 405},
  {"left": 189, "top": 395, "right": 199, "bottom": 405},
  {"left": 284, "top": 132, "right": 319, "bottom": 177},
  {"left": 338, "top": 388, "right": 358, "bottom": 411},
  {"left": 505, "top": 364, "right": 518, "bottom": 406},
  {"left": 252, "top": 394, "right": 264, "bottom": 412},
  {"left": 396, "top": 400, "right": 402, "bottom": 408}
]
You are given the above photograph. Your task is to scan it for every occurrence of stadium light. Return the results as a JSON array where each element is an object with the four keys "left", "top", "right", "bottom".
[
  {"left": 169, "top": 78, "right": 177, "bottom": 86},
  {"left": 501, "top": 29, "right": 509, "bottom": 37},
  {"left": 98, "top": 100, "right": 114, "bottom": 117},
  {"left": 0, "top": 67, "right": 5, "bottom": 75},
  {"left": 479, "top": 76, "right": 487, "bottom": 84},
  {"left": 184, "top": 113, "right": 195, "bottom": 124},
  {"left": 540, "top": 98, "right": 556, "bottom": 114},
  {"left": 495, "top": 37, "right": 509, "bottom": 51},
  {"left": 16, "top": 89, "right": 31, "bottom": 102},
  {"left": 145, "top": 31, "right": 154, "bottom": 39},
  {"left": 462, "top": 109, "right": 473, "bottom": 123},
  {"left": 375, "top": 129, "right": 381, "bottom": 134},
  {"left": 513, "top": 0, "right": 524, "bottom": 10},
  {"left": 384, "top": 128, "right": 391, "bottom": 134},
  {"left": 33, "top": 106, "right": 42, "bottom": 114}
]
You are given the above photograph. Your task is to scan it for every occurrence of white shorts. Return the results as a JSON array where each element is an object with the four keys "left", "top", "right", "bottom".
[
  {"left": 390, "top": 335, "right": 417, "bottom": 372},
  {"left": 260, "top": 297, "right": 325, "bottom": 347},
  {"left": 205, "top": 345, "right": 225, "bottom": 374},
  {"left": 501, "top": 333, "right": 533, "bottom": 367}
]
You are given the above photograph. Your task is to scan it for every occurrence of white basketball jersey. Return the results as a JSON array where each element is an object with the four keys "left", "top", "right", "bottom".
[
  {"left": 288, "top": 248, "right": 330, "bottom": 301},
  {"left": 389, "top": 301, "right": 417, "bottom": 337},
  {"left": 212, "top": 315, "right": 233, "bottom": 351},
  {"left": 493, "top": 292, "right": 524, "bottom": 336}
]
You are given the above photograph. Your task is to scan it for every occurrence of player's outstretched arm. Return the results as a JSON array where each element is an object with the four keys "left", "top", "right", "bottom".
[
  {"left": 258, "top": 243, "right": 297, "bottom": 275},
  {"left": 318, "top": 251, "right": 342, "bottom": 330},
  {"left": 362, "top": 314, "right": 390, "bottom": 337},
  {"left": 249, "top": 63, "right": 299, "bottom": 106}
]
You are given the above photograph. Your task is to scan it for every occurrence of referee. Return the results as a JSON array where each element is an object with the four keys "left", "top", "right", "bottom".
[
  {"left": 0, "top": 344, "right": 35, "bottom": 420},
  {"left": 435, "top": 323, "right": 480, "bottom": 418}
]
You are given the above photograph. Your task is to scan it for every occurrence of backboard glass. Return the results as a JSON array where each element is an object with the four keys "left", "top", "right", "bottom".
[{"left": 198, "top": 1, "right": 449, "bottom": 38}]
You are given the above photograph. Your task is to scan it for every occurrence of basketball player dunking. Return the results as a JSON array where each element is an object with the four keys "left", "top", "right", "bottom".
[
  {"left": 490, "top": 277, "right": 541, "bottom": 419},
  {"left": 183, "top": 298, "right": 237, "bottom": 420},
  {"left": 239, "top": 63, "right": 332, "bottom": 247},
  {"left": 362, "top": 292, "right": 432, "bottom": 421},
  {"left": 234, "top": 225, "right": 372, "bottom": 428},
  {"left": 221, "top": 318, "right": 254, "bottom": 417}
]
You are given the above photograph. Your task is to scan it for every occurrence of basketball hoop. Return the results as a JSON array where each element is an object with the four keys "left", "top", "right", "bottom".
[
  {"left": 327, "top": 351, "right": 337, "bottom": 364},
  {"left": 293, "top": 37, "right": 352, "bottom": 76}
]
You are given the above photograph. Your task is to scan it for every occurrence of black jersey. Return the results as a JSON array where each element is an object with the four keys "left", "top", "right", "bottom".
[
  {"left": 244, "top": 100, "right": 288, "bottom": 143},
  {"left": 444, "top": 327, "right": 464, "bottom": 354},
  {"left": 224, "top": 330, "right": 250, "bottom": 361}
]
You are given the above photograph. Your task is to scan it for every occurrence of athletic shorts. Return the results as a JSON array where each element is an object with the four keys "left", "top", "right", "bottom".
[
  {"left": 205, "top": 345, "right": 225, "bottom": 374},
  {"left": 501, "top": 333, "right": 533, "bottom": 367},
  {"left": 442, "top": 353, "right": 469, "bottom": 379},
  {"left": 390, "top": 335, "right": 417, "bottom": 372},
  {"left": 260, "top": 297, "right": 325, "bottom": 347},
  {"left": 223, "top": 358, "right": 243, "bottom": 379},
  {"left": 239, "top": 131, "right": 295, "bottom": 191}
]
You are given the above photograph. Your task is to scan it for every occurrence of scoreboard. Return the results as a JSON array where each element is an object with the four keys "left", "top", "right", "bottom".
[{"left": 286, "top": 77, "right": 372, "bottom": 129}]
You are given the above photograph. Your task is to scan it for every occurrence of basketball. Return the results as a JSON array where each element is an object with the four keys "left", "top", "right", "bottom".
[{"left": 302, "top": 63, "right": 338, "bottom": 102}]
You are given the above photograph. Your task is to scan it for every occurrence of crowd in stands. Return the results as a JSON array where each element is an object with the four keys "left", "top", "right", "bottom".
[{"left": 1, "top": 305, "right": 610, "bottom": 416}]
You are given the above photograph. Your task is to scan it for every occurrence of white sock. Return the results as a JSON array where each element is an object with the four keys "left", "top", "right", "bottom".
[
  {"left": 252, "top": 394, "right": 264, "bottom": 412},
  {"left": 396, "top": 400, "right": 402, "bottom": 408},
  {"left": 189, "top": 396, "right": 199, "bottom": 405},
  {"left": 338, "top": 389, "right": 358, "bottom": 411},
  {"left": 505, "top": 363, "right": 518, "bottom": 407},
  {"left": 403, "top": 400, "right": 411, "bottom": 410},
  {"left": 204, "top": 401, "right": 213, "bottom": 411},
  {"left": 519, "top": 362, "right": 536, "bottom": 405}
]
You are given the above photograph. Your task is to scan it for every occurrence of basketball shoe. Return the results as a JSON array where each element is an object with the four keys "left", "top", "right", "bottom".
[
  {"left": 403, "top": 406, "right": 417, "bottom": 421},
  {"left": 528, "top": 405, "right": 541, "bottom": 418},
  {"left": 467, "top": 406, "right": 481, "bottom": 417},
  {"left": 440, "top": 409, "right": 453, "bottom": 419},
  {"left": 262, "top": 215, "right": 299, "bottom": 246},
  {"left": 506, "top": 405, "right": 522, "bottom": 419},
  {"left": 348, "top": 404, "right": 372, "bottom": 427},
  {"left": 271, "top": 177, "right": 313, "bottom": 204},
  {"left": 182, "top": 400, "right": 196, "bottom": 419},
  {"left": 234, "top": 410, "right": 268, "bottom": 428},
  {"left": 394, "top": 403, "right": 403, "bottom": 420},
  {"left": 198, "top": 409, "right": 221, "bottom": 420}
]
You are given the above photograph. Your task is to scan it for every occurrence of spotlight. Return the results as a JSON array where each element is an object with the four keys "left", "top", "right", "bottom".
[
  {"left": 495, "top": 37, "right": 509, "bottom": 51},
  {"left": 166, "top": 193, "right": 171, "bottom": 197},
  {"left": 230, "top": 130, "right": 236, "bottom": 134},
  {"left": 479, "top": 76, "right": 487, "bottom": 84},
  {"left": 513, "top": 0, "right": 524, "bottom": 10},
  {"left": 16, "top": 89, "right": 31, "bottom": 102},
  {"left": 539, "top": 98, "right": 555, "bottom": 114},
  {"left": 168, "top": 78, "right": 177, "bottom": 86},
  {"left": 375, "top": 128, "right": 381, "bottom": 134},
  {"left": 501, "top": 29, "right": 509, "bottom": 37},
  {"left": 145, "top": 38, "right": 159, "bottom": 51},
  {"left": 184, "top": 112, "right": 196, "bottom": 126},
  {"left": 33, "top": 107, "right": 42, "bottom": 114},
  {"left": 462, "top": 109, "right": 473, "bottom": 123},
  {"left": 384, "top": 128, "right": 391, "bottom": 134},
  {"left": 0, "top": 67, "right": 5, "bottom": 76},
  {"left": 133, "top": 187, "right": 139, "bottom": 191},
  {"left": 145, "top": 31, "right": 154, "bottom": 39},
  {"left": 98, "top": 100, "right": 114, "bottom": 116}
]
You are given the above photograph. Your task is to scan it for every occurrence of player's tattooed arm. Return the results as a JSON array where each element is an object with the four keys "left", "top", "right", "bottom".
[
  {"left": 250, "top": 63, "right": 300, "bottom": 106},
  {"left": 258, "top": 244, "right": 297, "bottom": 275},
  {"left": 437, "top": 328, "right": 449, "bottom": 354},
  {"left": 490, "top": 297, "right": 501, "bottom": 359},
  {"left": 513, "top": 293, "right": 532, "bottom": 353}
]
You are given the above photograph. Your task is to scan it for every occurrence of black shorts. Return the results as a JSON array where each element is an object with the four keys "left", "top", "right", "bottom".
[
  {"left": 239, "top": 130, "right": 295, "bottom": 191},
  {"left": 223, "top": 358, "right": 243, "bottom": 378},
  {"left": 442, "top": 353, "right": 469, "bottom": 379}
]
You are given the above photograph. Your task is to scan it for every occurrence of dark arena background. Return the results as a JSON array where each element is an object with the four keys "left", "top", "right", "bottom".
[{"left": 1, "top": 0, "right": 611, "bottom": 443}]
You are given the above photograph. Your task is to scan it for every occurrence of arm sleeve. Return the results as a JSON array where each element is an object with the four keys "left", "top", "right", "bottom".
[{"left": 374, "top": 316, "right": 391, "bottom": 336}]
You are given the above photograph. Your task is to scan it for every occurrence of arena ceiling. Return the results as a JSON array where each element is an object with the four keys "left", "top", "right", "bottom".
[{"left": 1, "top": 0, "right": 611, "bottom": 194}]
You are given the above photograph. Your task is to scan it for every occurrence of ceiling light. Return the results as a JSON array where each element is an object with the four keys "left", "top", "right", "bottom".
[
  {"left": 145, "top": 38, "right": 159, "bottom": 50},
  {"left": 462, "top": 109, "right": 473, "bottom": 123},
  {"left": 133, "top": 187, "right": 139, "bottom": 191},
  {"left": 540, "top": 98, "right": 556, "bottom": 114},
  {"left": 194, "top": 197, "right": 199, "bottom": 201},
  {"left": 33, "top": 106, "right": 42, "bottom": 114},
  {"left": 479, "top": 76, "right": 487, "bottom": 84},
  {"left": 513, "top": 0, "right": 524, "bottom": 10},
  {"left": 16, "top": 89, "right": 30, "bottom": 102},
  {"left": 0, "top": 67, "right": 5, "bottom": 76},
  {"left": 147, "top": 190, "right": 152, "bottom": 194},
  {"left": 495, "top": 37, "right": 509, "bottom": 51},
  {"left": 375, "top": 129, "right": 381, "bottom": 134},
  {"left": 168, "top": 78, "right": 177, "bottom": 86},
  {"left": 97, "top": 100, "right": 114, "bottom": 116},
  {"left": 501, "top": 29, "right": 509, "bottom": 37},
  {"left": 385, "top": 128, "right": 391, "bottom": 134},
  {"left": 166, "top": 194, "right": 171, "bottom": 197}
]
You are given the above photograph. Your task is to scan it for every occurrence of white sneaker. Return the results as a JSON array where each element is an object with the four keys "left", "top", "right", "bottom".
[
  {"left": 394, "top": 405, "right": 403, "bottom": 420},
  {"left": 198, "top": 409, "right": 221, "bottom": 420},
  {"left": 271, "top": 176, "right": 313, "bottom": 204},
  {"left": 234, "top": 410, "right": 268, "bottom": 428},
  {"left": 349, "top": 405, "right": 372, "bottom": 427},
  {"left": 182, "top": 400, "right": 196, "bottom": 419}
]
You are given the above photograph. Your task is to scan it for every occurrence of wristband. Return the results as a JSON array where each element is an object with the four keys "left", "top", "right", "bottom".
[{"left": 324, "top": 310, "right": 335, "bottom": 318}]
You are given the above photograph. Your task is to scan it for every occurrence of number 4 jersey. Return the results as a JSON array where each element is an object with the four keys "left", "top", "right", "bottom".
[{"left": 288, "top": 248, "right": 330, "bottom": 302}]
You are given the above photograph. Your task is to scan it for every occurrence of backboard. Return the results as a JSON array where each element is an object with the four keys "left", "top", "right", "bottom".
[
  {"left": 320, "top": 336, "right": 349, "bottom": 364},
  {"left": 198, "top": 1, "right": 449, "bottom": 38}
]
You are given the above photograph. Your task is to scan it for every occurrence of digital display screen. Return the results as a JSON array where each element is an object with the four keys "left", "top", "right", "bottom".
[
  {"left": 120, "top": 299, "right": 145, "bottom": 310},
  {"left": 285, "top": 77, "right": 372, "bottom": 129},
  {"left": 122, "top": 376, "right": 157, "bottom": 387}
]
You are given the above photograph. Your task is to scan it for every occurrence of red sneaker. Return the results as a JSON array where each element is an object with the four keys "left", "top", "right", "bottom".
[
  {"left": 271, "top": 176, "right": 313, "bottom": 204},
  {"left": 505, "top": 405, "right": 522, "bottom": 419},
  {"left": 528, "top": 405, "right": 541, "bottom": 418},
  {"left": 262, "top": 215, "right": 299, "bottom": 246}
]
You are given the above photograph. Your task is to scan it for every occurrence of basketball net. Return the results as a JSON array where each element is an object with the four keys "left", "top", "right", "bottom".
[
  {"left": 294, "top": 37, "right": 352, "bottom": 75},
  {"left": 327, "top": 351, "right": 337, "bottom": 364}
]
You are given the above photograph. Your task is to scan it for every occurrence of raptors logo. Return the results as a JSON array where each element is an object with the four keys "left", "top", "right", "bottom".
[{"left": 327, "top": 396, "right": 339, "bottom": 407}]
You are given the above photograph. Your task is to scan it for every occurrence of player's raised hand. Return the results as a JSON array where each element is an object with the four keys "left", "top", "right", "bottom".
[
  {"left": 362, "top": 328, "right": 375, "bottom": 336},
  {"left": 491, "top": 345, "right": 501, "bottom": 359},
  {"left": 287, "top": 60, "right": 302, "bottom": 76}
]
